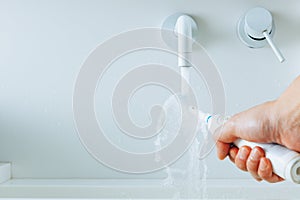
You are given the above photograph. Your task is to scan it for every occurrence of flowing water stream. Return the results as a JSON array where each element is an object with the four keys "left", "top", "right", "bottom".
[{"left": 155, "top": 93, "right": 210, "bottom": 199}]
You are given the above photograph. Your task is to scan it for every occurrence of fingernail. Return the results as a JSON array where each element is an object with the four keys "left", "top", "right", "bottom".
[
  {"left": 238, "top": 147, "right": 248, "bottom": 160},
  {"left": 260, "top": 158, "right": 268, "bottom": 170},
  {"left": 250, "top": 148, "right": 261, "bottom": 161}
]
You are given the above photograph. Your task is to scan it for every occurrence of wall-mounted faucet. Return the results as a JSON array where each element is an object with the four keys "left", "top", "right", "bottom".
[
  {"left": 174, "top": 15, "right": 198, "bottom": 68},
  {"left": 237, "top": 7, "right": 285, "bottom": 63},
  {"left": 162, "top": 13, "right": 198, "bottom": 95}
]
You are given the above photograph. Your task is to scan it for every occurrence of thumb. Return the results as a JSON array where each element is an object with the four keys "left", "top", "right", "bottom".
[
  {"left": 217, "top": 101, "right": 275, "bottom": 145},
  {"left": 215, "top": 118, "right": 239, "bottom": 144}
]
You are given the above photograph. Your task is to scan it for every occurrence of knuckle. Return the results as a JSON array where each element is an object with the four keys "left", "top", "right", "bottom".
[
  {"left": 246, "top": 158, "right": 258, "bottom": 172},
  {"left": 236, "top": 160, "right": 247, "bottom": 171},
  {"left": 258, "top": 169, "right": 271, "bottom": 179}
]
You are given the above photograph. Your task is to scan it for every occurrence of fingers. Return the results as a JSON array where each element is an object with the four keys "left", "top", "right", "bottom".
[
  {"left": 216, "top": 141, "right": 231, "bottom": 160},
  {"left": 228, "top": 146, "right": 284, "bottom": 183},
  {"left": 246, "top": 147, "right": 265, "bottom": 181},
  {"left": 235, "top": 146, "right": 251, "bottom": 171},
  {"left": 258, "top": 158, "right": 284, "bottom": 183},
  {"left": 228, "top": 146, "right": 238, "bottom": 163}
]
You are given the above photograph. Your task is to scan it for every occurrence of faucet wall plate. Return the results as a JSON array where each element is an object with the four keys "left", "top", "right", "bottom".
[
  {"left": 161, "top": 13, "right": 198, "bottom": 50},
  {"left": 237, "top": 7, "right": 285, "bottom": 62},
  {"left": 237, "top": 7, "right": 275, "bottom": 48}
]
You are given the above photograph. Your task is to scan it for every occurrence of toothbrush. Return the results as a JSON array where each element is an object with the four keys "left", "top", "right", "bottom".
[{"left": 198, "top": 111, "right": 300, "bottom": 184}]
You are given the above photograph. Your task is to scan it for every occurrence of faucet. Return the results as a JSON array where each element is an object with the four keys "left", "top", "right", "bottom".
[
  {"left": 175, "top": 15, "right": 197, "bottom": 68},
  {"left": 162, "top": 13, "right": 198, "bottom": 95}
]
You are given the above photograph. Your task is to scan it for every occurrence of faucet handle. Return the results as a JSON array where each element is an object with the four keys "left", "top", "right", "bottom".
[
  {"left": 262, "top": 31, "right": 285, "bottom": 63},
  {"left": 238, "top": 7, "right": 285, "bottom": 63}
]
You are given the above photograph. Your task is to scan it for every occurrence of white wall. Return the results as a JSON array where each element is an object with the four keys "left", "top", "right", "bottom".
[{"left": 0, "top": 0, "right": 299, "bottom": 180}]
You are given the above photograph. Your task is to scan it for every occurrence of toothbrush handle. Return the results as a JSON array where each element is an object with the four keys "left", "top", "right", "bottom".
[{"left": 234, "top": 139, "right": 300, "bottom": 183}]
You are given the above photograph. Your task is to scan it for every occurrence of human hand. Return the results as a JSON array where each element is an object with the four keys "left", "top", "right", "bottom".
[{"left": 216, "top": 76, "right": 300, "bottom": 183}]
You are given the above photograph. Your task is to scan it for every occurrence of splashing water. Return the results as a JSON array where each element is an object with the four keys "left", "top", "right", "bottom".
[{"left": 155, "top": 94, "right": 210, "bottom": 199}]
